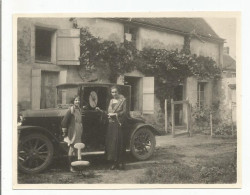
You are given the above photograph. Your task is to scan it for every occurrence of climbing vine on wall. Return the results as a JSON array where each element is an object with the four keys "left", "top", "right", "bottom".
[
  {"left": 78, "top": 26, "right": 137, "bottom": 82},
  {"left": 137, "top": 48, "right": 221, "bottom": 110},
  {"left": 70, "top": 18, "right": 221, "bottom": 111}
]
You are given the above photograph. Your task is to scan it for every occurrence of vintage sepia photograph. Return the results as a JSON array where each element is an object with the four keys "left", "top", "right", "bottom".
[{"left": 13, "top": 13, "right": 240, "bottom": 188}]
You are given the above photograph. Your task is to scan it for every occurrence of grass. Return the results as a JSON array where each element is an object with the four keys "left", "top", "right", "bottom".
[
  {"left": 18, "top": 170, "right": 97, "bottom": 184},
  {"left": 139, "top": 158, "right": 236, "bottom": 184},
  {"left": 138, "top": 163, "right": 198, "bottom": 184},
  {"left": 194, "top": 141, "right": 236, "bottom": 149},
  {"left": 139, "top": 145, "right": 237, "bottom": 184}
]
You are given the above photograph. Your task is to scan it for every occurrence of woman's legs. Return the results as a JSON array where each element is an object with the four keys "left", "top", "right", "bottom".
[
  {"left": 117, "top": 127, "right": 126, "bottom": 170},
  {"left": 106, "top": 119, "right": 126, "bottom": 170},
  {"left": 68, "top": 146, "right": 77, "bottom": 172}
]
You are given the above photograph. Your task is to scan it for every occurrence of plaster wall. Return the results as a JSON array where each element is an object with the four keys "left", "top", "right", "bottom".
[
  {"left": 139, "top": 28, "right": 184, "bottom": 50},
  {"left": 190, "top": 38, "right": 221, "bottom": 65}
]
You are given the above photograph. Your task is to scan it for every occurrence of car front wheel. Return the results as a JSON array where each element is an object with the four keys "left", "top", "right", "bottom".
[
  {"left": 18, "top": 133, "right": 54, "bottom": 174},
  {"left": 130, "top": 127, "right": 156, "bottom": 160}
]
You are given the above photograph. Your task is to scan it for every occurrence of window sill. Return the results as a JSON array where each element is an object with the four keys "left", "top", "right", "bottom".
[{"left": 35, "top": 60, "right": 53, "bottom": 64}]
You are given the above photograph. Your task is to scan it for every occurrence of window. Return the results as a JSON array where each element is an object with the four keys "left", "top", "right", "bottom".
[
  {"left": 231, "top": 72, "right": 236, "bottom": 78},
  {"left": 35, "top": 27, "right": 80, "bottom": 65},
  {"left": 124, "top": 25, "right": 137, "bottom": 46},
  {"left": 82, "top": 87, "right": 108, "bottom": 110},
  {"left": 197, "top": 82, "right": 206, "bottom": 108},
  {"left": 35, "top": 28, "right": 54, "bottom": 62},
  {"left": 57, "top": 86, "right": 78, "bottom": 106}
]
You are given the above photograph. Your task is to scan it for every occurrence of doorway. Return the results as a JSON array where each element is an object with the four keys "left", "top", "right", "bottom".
[{"left": 174, "top": 85, "right": 184, "bottom": 126}]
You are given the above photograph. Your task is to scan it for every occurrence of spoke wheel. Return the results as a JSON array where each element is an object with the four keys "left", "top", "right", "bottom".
[
  {"left": 130, "top": 128, "right": 156, "bottom": 160},
  {"left": 18, "top": 133, "right": 54, "bottom": 174}
]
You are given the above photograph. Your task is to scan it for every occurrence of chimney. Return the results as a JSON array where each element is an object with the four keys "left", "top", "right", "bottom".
[{"left": 223, "top": 47, "right": 230, "bottom": 54}]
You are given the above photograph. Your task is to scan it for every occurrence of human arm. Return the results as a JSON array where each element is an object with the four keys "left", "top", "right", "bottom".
[
  {"left": 108, "top": 99, "right": 113, "bottom": 114},
  {"left": 116, "top": 98, "right": 127, "bottom": 117},
  {"left": 61, "top": 109, "right": 72, "bottom": 137}
]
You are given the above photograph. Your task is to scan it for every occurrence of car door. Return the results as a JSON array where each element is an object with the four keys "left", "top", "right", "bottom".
[{"left": 81, "top": 86, "right": 109, "bottom": 151}]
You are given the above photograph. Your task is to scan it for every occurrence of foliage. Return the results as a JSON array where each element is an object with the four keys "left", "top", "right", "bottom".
[
  {"left": 192, "top": 105, "right": 213, "bottom": 132},
  {"left": 70, "top": 19, "right": 222, "bottom": 110},
  {"left": 191, "top": 103, "right": 235, "bottom": 136},
  {"left": 137, "top": 48, "right": 221, "bottom": 110},
  {"left": 78, "top": 27, "right": 137, "bottom": 82},
  {"left": 191, "top": 55, "right": 221, "bottom": 80},
  {"left": 213, "top": 123, "right": 235, "bottom": 136}
]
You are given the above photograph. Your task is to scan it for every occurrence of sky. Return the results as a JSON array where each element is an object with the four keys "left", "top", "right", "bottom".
[{"left": 205, "top": 18, "right": 237, "bottom": 59}]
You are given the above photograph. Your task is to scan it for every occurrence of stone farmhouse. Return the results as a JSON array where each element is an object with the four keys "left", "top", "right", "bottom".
[{"left": 17, "top": 17, "right": 233, "bottom": 126}]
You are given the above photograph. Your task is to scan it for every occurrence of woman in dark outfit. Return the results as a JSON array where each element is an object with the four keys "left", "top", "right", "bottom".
[
  {"left": 105, "top": 86, "right": 127, "bottom": 170},
  {"left": 61, "top": 96, "right": 83, "bottom": 172}
]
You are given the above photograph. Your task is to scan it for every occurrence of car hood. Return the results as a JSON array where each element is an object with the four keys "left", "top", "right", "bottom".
[{"left": 21, "top": 108, "right": 69, "bottom": 118}]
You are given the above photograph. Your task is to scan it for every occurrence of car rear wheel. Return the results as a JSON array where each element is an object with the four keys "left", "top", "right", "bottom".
[
  {"left": 18, "top": 133, "right": 54, "bottom": 174},
  {"left": 130, "top": 127, "right": 156, "bottom": 160}
]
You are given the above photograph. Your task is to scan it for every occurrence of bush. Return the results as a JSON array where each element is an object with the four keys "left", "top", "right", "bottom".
[
  {"left": 192, "top": 104, "right": 236, "bottom": 136},
  {"left": 192, "top": 105, "right": 212, "bottom": 132}
]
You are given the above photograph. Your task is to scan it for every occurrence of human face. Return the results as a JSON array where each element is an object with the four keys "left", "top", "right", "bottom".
[
  {"left": 111, "top": 88, "right": 119, "bottom": 99},
  {"left": 74, "top": 97, "right": 80, "bottom": 107}
]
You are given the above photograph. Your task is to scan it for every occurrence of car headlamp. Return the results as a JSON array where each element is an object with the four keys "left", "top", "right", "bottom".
[{"left": 17, "top": 115, "right": 24, "bottom": 126}]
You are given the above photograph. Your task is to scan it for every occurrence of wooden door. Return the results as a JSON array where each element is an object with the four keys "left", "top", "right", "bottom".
[{"left": 40, "top": 71, "right": 59, "bottom": 109}]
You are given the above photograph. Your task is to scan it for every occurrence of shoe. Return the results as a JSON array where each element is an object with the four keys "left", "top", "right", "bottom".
[
  {"left": 70, "top": 166, "right": 77, "bottom": 173},
  {"left": 110, "top": 164, "right": 117, "bottom": 170},
  {"left": 118, "top": 163, "right": 125, "bottom": 170}
]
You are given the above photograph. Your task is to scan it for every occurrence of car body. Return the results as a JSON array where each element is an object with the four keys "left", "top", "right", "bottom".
[{"left": 18, "top": 83, "right": 160, "bottom": 174}]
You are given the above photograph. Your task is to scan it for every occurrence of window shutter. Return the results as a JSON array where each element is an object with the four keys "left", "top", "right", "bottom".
[
  {"left": 57, "top": 29, "right": 80, "bottom": 65},
  {"left": 142, "top": 77, "right": 154, "bottom": 114},
  {"left": 31, "top": 69, "right": 41, "bottom": 110}
]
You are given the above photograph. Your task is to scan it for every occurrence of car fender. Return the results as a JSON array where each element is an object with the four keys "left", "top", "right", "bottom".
[
  {"left": 129, "top": 123, "right": 160, "bottom": 137},
  {"left": 18, "top": 125, "right": 59, "bottom": 144},
  {"left": 128, "top": 123, "right": 159, "bottom": 149}
]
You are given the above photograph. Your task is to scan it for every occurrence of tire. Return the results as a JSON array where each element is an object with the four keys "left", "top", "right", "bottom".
[
  {"left": 18, "top": 133, "right": 54, "bottom": 174},
  {"left": 130, "top": 127, "right": 156, "bottom": 160}
]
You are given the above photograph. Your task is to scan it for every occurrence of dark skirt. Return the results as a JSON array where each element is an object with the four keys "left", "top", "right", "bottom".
[{"left": 105, "top": 117, "right": 124, "bottom": 162}]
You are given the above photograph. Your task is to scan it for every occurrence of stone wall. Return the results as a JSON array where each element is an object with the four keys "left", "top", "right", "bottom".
[
  {"left": 17, "top": 17, "right": 224, "bottom": 128},
  {"left": 17, "top": 18, "right": 122, "bottom": 111}
]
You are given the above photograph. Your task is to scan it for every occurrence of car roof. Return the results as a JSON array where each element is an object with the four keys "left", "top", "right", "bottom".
[{"left": 56, "top": 82, "right": 130, "bottom": 88}]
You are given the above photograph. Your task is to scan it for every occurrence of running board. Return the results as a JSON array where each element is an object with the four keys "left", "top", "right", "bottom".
[
  {"left": 81, "top": 149, "right": 130, "bottom": 156},
  {"left": 81, "top": 151, "right": 105, "bottom": 156}
]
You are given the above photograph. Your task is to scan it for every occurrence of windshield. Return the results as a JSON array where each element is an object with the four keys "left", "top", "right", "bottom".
[{"left": 57, "top": 86, "right": 79, "bottom": 107}]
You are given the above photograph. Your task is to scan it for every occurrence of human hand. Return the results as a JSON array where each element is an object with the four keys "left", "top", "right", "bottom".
[
  {"left": 108, "top": 113, "right": 117, "bottom": 117},
  {"left": 62, "top": 132, "right": 67, "bottom": 137},
  {"left": 95, "top": 107, "right": 101, "bottom": 111},
  {"left": 62, "top": 128, "right": 67, "bottom": 137}
]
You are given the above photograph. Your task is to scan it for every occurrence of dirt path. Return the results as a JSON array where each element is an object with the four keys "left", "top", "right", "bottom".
[{"left": 18, "top": 134, "right": 237, "bottom": 184}]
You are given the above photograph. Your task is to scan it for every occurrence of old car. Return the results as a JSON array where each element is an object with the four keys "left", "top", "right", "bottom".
[{"left": 18, "top": 83, "right": 160, "bottom": 174}]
